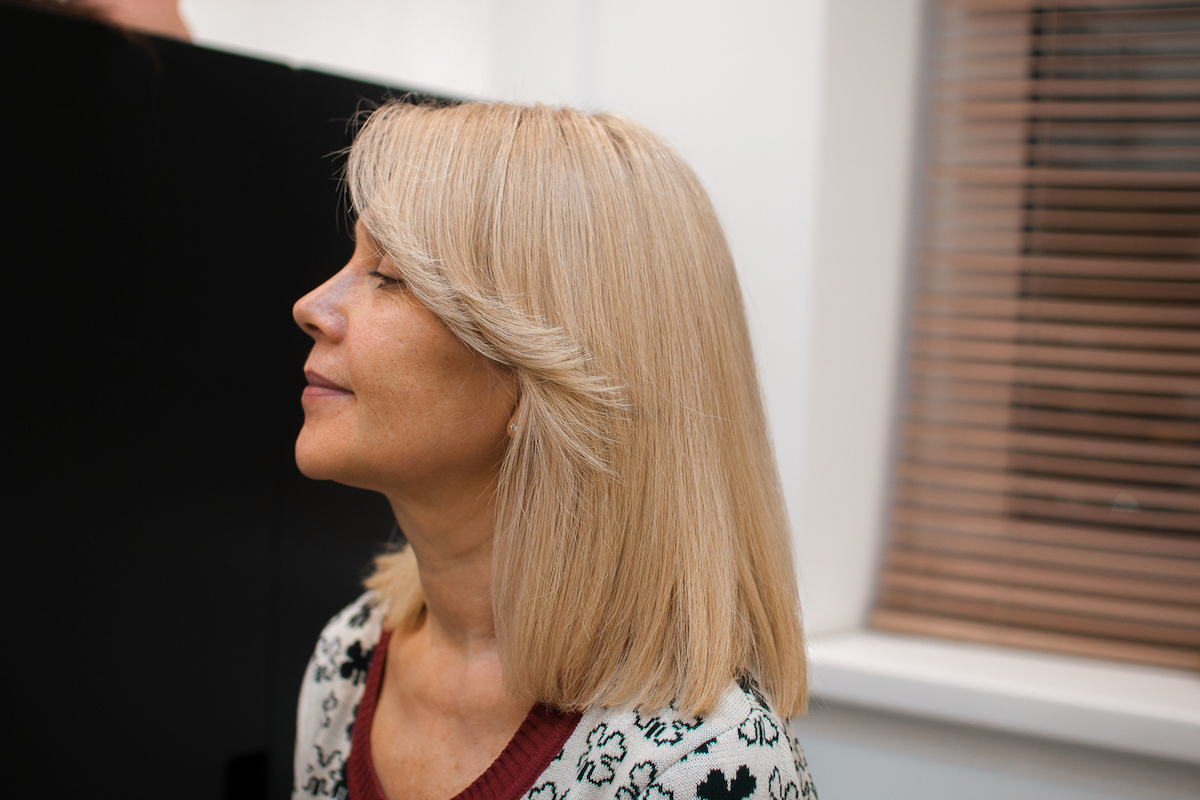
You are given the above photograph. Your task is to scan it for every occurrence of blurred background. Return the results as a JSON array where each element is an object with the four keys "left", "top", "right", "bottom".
[{"left": 4, "top": 1, "right": 1197, "bottom": 798}]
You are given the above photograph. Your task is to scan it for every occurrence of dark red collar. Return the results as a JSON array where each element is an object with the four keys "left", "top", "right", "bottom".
[{"left": 347, "top": 628, "right": 582, "bottom": 800}]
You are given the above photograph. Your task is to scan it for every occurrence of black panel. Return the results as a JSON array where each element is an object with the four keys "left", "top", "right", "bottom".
[{"left": 2, "top": 4, "right": 434, "bottom": 797}]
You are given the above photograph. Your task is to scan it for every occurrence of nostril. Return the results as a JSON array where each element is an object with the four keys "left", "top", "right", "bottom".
[
  {"left": 293, "top": 292, "right": 347, "bottom": 343},
  {"left": 293, "top": 302, "right": 321, "bottom": 339}
]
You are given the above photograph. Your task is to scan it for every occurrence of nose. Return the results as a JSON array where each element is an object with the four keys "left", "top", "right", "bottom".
[{"left": 293, "top": 268, "right": 350, "bottom": 342}]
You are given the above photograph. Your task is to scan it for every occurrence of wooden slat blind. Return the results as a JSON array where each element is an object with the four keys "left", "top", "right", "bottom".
[{"left": 872, "top": 0, "right": 1200, "bottom": 670}]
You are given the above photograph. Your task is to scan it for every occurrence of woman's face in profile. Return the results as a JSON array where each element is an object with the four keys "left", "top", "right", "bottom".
[{"left": 292, "top": 222, "right": 517, "bottom": 501}]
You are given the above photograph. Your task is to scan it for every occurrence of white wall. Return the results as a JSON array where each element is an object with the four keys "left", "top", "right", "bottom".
[
  {"left": 794, "top": 701, "right": 1200, "bottom": 800},
  {"left": 181, "top": 0, "right": 505, "bottom": 98},
  {"left": 798, "top": 0, "right": 922, "bottom": 635}
]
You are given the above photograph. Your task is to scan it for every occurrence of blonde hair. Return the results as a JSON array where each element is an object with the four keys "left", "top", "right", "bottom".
[{"left": 354, "top": 101, "right": 805, "bottom": 717}]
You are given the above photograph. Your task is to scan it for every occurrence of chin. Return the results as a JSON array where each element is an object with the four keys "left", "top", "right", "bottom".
[
  {"left": 294, "top": 432, "right": 382, "bottom": 492},
  {"left": 294, "top": 449, "right": 329, "bottom": 481},
  {"left": 294, "top": 430, "right": 344, "bottom": 481}
]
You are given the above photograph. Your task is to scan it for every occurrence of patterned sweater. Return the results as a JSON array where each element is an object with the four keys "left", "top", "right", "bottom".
[{"left": 294, "top": 593, "right": 817, "bottom": 800}]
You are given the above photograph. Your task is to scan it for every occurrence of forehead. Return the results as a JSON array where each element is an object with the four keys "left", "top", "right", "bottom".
[
  {"left": 353, "top": 218, "right": 373, "bottom": 245},
  {"left": 351, "top": 219, "right": 386, "bottom": 258}
]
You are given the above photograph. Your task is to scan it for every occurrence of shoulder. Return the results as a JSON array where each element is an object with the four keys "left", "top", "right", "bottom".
[
  {"left": 523, "top": 682, "right": 817, "bottom": 800},
  {"left": 293, "top": 591, "right": 389, "bottom": 799},
  {"left": 306, "top": 591, "right": 388, "bottom": 685}
]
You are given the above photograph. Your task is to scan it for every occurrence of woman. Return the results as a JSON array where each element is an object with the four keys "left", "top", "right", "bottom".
[{"left": 292, "top": 101, "right": 815, "bottom": 800}]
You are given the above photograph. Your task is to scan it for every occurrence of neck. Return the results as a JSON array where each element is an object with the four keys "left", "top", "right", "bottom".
[{"left": 386, "top": 488, "right": 498, "bottom": 649}]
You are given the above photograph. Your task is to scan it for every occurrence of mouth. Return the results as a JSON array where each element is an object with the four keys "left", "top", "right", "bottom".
[{"left": 303, "top": 369, "right": 353, "bottom": 399}]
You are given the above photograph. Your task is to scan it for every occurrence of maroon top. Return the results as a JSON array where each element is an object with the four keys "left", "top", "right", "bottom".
[{"left": 347, "top": 629, "right": 583, "bottom": 800}]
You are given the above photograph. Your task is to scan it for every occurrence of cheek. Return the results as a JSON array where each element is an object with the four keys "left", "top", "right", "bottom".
[
  {"left": 341, "top": 305, "right": 516, "bottom": 474},
  {"left": 357, "top": 361, "right": 488, "bottom": 443},
  {"left": 348, "top": 334, "right": 460, "bottom": 439},
  {"left": 363, "top": 350, "right": 513, "bottom": 460}
]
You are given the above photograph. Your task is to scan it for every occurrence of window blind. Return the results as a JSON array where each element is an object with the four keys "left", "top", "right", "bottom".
[{"left": 873, "top": 0, "right": 1200, "bottom": 670}]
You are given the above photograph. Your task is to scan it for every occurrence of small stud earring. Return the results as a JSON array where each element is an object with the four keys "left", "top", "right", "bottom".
[{"left": 509, "top": 423, "right": 519, "bottom": 434}]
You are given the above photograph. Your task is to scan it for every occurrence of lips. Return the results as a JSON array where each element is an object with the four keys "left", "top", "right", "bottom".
[{"left": 303, "top": 369, "right": 353, "bottom": 399}]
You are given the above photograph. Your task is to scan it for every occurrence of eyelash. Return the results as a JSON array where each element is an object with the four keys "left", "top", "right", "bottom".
[{"left": 369, "top": 270, "right": 406, "bottom": 289}]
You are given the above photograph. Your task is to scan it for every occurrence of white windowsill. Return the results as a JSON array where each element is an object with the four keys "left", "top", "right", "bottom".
[{"left": 806, "top": 630, "right": 1200, "bottom": 765}]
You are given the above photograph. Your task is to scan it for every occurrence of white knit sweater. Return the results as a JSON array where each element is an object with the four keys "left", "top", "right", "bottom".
[{"left": 294, "top": 593, "right": 817, "bottom": 800}]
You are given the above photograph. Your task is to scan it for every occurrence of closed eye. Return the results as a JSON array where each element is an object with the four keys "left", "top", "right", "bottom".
[{"left": 369, "top": 270, "right": 407, "bottom": 290}]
